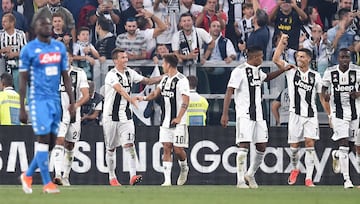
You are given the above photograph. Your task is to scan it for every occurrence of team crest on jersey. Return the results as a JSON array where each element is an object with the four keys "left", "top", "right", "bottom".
[
  {"left": 332, "top": 73, "right": 338, "bottom": 83},
  {"left": 350, "top": 74, "right": 355, "bottom": 83},
  {"left": 39, "top": 52, "right": 61, "bottom": 64},
  {"left": 71, "top": 74, "right": 77, "bottom": 83},
  {"left": 309, "top": 75, "right": 314, "bottom": 84},
  {"left": 171, "top": 80, "right": 176, "bottom": 89},
  {"left": 247, "top": 69, "right": 252, "bottom": 77}
]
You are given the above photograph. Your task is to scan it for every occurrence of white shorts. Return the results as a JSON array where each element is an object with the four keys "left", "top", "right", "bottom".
[
  {"left": 288, "top": 112, "right": 319, "bottom": 143},
  {"left": 331, "top": 117, "right": 358, "bottom": 142},
  {"left": 102, "top": 119, "right": 135, "bottom": 150},
  {"left": 235, "top": 117, "right": 268, "bottom": 144},
  {"left": 58, "top": 121, "right": 81, "bottom": 143},
  {"left": 159, "top": 124, "right": 189, "bottom": 148}
]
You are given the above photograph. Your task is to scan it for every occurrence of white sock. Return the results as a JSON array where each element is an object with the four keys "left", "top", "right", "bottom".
[
  {"left": 178, "top": 159, "right": 188, "bottom": 169},
  {"left": 106, "top": 150, "right": 116, "bottom": 180},
  {"left": 339, "top": 146, "right": 350, "bottom": 181},
  {"left": 163, "top": 161, "right": 172, "bottom": 184},
  {"left": 52, "top": 145, "right": 64, "bottom": 178},
  {"left": 236, "top": 148, "right": 248, "bottom": 184},
  {"left": 247, "top": 149, "right": 264, "bottom": 177},
  {"left": 290, "top": 147, "right": 300, "bottom": 170},
  {"left": 305, "top": 147, "right": 315, "bottom": 180},
  {"left": 124, "top": 146, "right": 137, "bottom": 179},
  {"left": 62, "top": 148, "right": 74, "bottom": 179}
]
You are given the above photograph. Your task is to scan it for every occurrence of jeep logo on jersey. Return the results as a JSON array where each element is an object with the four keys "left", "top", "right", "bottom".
[
  {"left": 295, "top": 79, "right": 313, "bottom": 92},
  {"left": 39, "top": 52, "right": 61, "bottom": 64},
  {"left": 334, "top": 84, "right": 355, "bottom": 92}
]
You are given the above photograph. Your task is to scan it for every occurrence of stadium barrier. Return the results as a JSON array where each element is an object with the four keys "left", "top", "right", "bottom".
[{"left": 0, "top": 126, "right": 359, "bottom": 185}]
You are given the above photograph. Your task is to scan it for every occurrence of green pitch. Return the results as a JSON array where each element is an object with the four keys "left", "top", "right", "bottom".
[{"left": 0, "top": 185, "right": 358, "bottom": 204}]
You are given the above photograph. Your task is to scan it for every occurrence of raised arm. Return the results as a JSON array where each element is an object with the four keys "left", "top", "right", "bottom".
[{"left": 272, "top": 34, "right": 288, "bottom": 70}]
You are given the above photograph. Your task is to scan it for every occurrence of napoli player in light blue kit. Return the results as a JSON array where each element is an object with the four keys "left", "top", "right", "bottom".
[{"left": 18, "top": 17, "right": 75, "bottom": 194}]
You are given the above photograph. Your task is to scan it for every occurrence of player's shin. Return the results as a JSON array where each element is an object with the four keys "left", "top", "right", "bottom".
[
  {"left": 52, "top": 145, "right": 65, "bottom": 178},
  {"left": 339, "top": 146, "right": 350, "bottom": 180},
  {"left": 305, "top": 147, "right": 315, "bottom": 180},
  {"left": 247, "top": 149, "right": 264, "bottom": 177},
  {"left": 290, "top": 147, "right": 300, "bottom": 170},
  {"left": 36, "top": 143, "right": 52, "bottom": 185},
  {"left": 106, "top": 150, "right": 117, "bottom": 180},
  {"left": 63, "top": 148, "right": 74, "bottom": 178},
  {"left": 236, "top": 148, "right": 248, "bottom": 184},
  {"left": 124, "top": 146, "right": 137, "bottom": 178}
]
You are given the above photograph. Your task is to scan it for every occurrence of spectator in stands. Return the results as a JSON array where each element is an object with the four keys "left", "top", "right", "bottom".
[
  {"left": 317, "top": 0, "right": 337, "bottom": 30},
  {"left": 32, "top": 0, "right": 76, "bottom": 41},
  {"left": 207, "top": 20, "right": 236, "bottom": 94},
  {"left": 172, "top": 12, "right": 214, "bottom": 76},
  {"left": 0, "top": 13, "right": 27, "bottom": 92},
  {"left": 118, "top": 0, "right": 144, "bottom": 34},
  {"left": 136, "top": 8, "right": 167, "bottom": 58},
  {"left": 153, "top": 0, "right": 180, "bottom": 49},
  {"left": 270, "top": 0, "right": 307, "bottom": 51},
  {"left": 234, "top": 2, "right": 254, "bottom": 59},
  {"left": 327, "top": 8, "right": 356, "bottom": 65},
  {"left": 73, "top": 27, "right": 100, "bottom": 80},
  {"left": 195, "top": 0, "right": 227, "bottom": 35},
  {"left": 81, "top": 80, "right": 103, "bottom": 126},
  {"left": 271, "top": 88, "right": 289, "bottom": 126},
  {"left": 152, "top": 43, "right": 170, "bottom": 65},
  {"left": 246, "top": 2, "right": 270, "bottom": 60},
  {"left": 95, "top": 16, "right": 116, "bottom": 62},
  {"left": 51, "top": 12, "right": 72, "bottom": 51},
  {"left": 88, "top": 0, "right": 121, "bottom": 36},
  {"left": 302, "top": 24, "right": 332, "bottom": 76},
  {"left": 0, "top": 0, "right": 28, "bottom": 33},
  {"left": 116, "top": 17, "right": 147, "bottom": 60},
  {"left": 180, "top": 0, "right": 203, "bottom": 17},
  {"left": 22, "top": 0, "right": 47, "bottom": 39},
  {"left": 187, "top": 75, "right": 208, "bottom": 126},
  {"left": 0, "top": 72, "right": 20, "bottom": 125}
]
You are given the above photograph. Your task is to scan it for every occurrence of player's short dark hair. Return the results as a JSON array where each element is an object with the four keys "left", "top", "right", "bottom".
[
  {"left": 163, "top": 54, "right": 178, "bottom": 68},
  {"left": 297, "top": 48, "right": 313, "bottom": 58},
  {"left": 0, "top": 72, "right": 13, "bottom": 87},
  {"left": 97, "top": 16, "right": 112, "bottom": 32},
  {"left": 77, "top": 26, "right": 90, "bottom": 36},
  {"left": 246, "top": 46, "right": 263, "bottom": 56},
  {"left": 111, "top": 48, "right": 126, "bottom": 60},
  {"left": 339, "top": 47, "right": 351, "bottom": 54},
  {"left": 187, "top": 75, "right": 198, "bottom": 89}
]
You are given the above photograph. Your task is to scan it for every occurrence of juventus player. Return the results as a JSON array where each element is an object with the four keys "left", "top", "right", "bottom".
[
  {"left": 221, "top": 46, "right": 286, "bottom": 189},
  {"left": 273, "top": 34, "right": 327, "bottom": 187},
  {"left": 136, "top": 54, "right": 190, "bottom": 186},
  {"left": 102, "top": 48, "right": 162, "bottom": 186},
  {"left": 321, "top": 48, "right": 360, "bottom": 189},
  {"left": 51, "top": 51, "right": 90, "bottom": 186}
]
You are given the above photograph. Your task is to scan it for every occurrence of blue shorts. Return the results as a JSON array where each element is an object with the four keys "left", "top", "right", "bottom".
[{"left": 29, "top": 98, "right": 61, "bottom": 136}]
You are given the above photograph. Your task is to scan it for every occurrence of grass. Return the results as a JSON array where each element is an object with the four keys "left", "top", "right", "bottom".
[{"left": 0, "top": 185, "right": 359, "bottom": 204}]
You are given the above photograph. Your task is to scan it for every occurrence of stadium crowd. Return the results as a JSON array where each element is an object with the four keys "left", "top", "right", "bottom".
[{"left": 1, "top": 0, "right": 360, "bottom": 192}]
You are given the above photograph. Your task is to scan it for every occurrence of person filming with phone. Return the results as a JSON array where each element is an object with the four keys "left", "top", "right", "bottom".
[{"left": 195, "top": 0, "right": 227, "bottom": 36}]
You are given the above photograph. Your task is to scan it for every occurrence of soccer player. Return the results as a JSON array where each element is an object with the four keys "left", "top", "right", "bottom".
[
  {"left": 221, "top": 46, "right": 286, "bottom": 189},
  {"left": 136, "top": 54, "right": 190, "bottom": 186},
  {"left": 51, "top": 50, "right": 90, "bottom": 186},
  {"left": 102, "top": 48, "right": 162, "bottom": 186},
  {"left": 19, "top": 17, "right": 75, "bottom": 194},
  {"left": 321, "top": 48, "right": 360, "bottom": 189},
  {"left": 273, "top": 34, "right": 327, "bottom": 187}
]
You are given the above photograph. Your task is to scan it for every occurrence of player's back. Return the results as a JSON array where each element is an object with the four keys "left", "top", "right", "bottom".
[{"left": 19, "top": 38, "right": 67, "bottom": 100}]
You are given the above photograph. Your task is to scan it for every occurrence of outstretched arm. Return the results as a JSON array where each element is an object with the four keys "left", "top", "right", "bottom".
[{"left": 272, "top": 34, "right": 289, "bottom": 70}]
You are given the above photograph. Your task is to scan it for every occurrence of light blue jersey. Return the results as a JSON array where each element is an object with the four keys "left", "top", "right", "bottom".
[{"left": 19, "top": 38, "right": 67, "bottom": 135}]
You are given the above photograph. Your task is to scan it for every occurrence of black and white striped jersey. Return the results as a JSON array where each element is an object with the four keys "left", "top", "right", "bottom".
[
  {"left": 60, "top": 66, "right": 89, "bottom": 123},
  {"left": 103, "top": 67, "right": 144, "bottom": 122},
  {"left": 286, "top": 67, "right": 322, "bottom": 117},
  {"left": 0, "top": 28, "right": 27, "bottom": 64},
  {"left": 158, "top": 72, "right": 190, "bottom": 128},
  {"left": 322, "top": 64, "right": 360, "bottom": 121},
  {"left": 228, "top": 62, "right": 267, "bottom": 121}
]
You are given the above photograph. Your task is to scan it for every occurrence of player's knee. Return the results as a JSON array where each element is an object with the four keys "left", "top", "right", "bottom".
[{"left": 64, "top": 141, "right": 75, "bottom": 150}]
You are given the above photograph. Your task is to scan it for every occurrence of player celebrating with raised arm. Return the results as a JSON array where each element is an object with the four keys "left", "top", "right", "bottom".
[
  {"left": 136, "top": 54, "right": 190, "bottom": 186},
  {"left": 221, "top": 46, "right": 286, "bottom": 189},
  {"left": 321, "top": 48, "right": 360, "bottom": 189},
  {"left": 102, "top": 48, "right": 163, "bottom": 186},
  {"left": 19, "top": 17, "right": 75, "bottom": 194},
  {"left": 51, "top": 50, "right": 90, "bottom": 186},
  {"left": 273, "top": 34, "right": 327, "bottom": 187}
]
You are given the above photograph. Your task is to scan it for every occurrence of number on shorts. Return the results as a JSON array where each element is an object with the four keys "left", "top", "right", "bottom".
[
  {"left": 351, "top": 129, "right": 355, "bottom": 137},
  {"left": 128, "top": 133, "right": 134, "bottom": 141},
  {"left": 175, "top": 135, "right": 184, "bottom": 144},
  {"left": 72, "top": 132, "right": 78, "bottom": 140}
]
